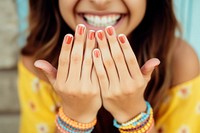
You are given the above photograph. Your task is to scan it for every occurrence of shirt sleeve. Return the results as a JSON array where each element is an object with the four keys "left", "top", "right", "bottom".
[{"left": 156, "top": 75, "right": 200, "bottom": 133}]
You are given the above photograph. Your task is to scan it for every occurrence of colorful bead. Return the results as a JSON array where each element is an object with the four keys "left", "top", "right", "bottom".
[{"left": 113, "top": 101, "right": 154, "bottom": 133}]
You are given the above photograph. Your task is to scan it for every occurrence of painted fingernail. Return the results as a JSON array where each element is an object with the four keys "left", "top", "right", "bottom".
[
  {"left": 77, "top": 24, "right": 85, "bottom": 35},
  {"left": 106, "top": 26, "right": 114, "bottom": 36},
  {"left": 65, "top": 35, "right": 73, "bottom": 44},
  {"left": 88, "top": 30, "right": 95, "bottom": 40},
  {"left": 118, "top": 35, "right": 126, "bottom": 43},
  {"left": 94, "top": 49, "right": 100, "bottom": 58},
  {"left": 97, "top": 31, "right": 104, "bottom": 40}
]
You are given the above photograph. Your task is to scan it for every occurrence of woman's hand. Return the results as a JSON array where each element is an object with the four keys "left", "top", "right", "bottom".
[
  {"left": 34, "top": 24, "right": 102, "bottom": 123},
  {"left": 92, "top": 26, "right": 160, "bottom": 123}
]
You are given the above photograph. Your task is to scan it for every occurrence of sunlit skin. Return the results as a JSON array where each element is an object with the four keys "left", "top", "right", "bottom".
[{"left": 35, "top": 0, "right": 159, "bottom": 133}]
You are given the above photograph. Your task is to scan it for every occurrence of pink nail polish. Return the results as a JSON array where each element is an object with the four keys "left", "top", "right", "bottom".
[
  {"left": 77, "top": 25, "right": 85, "bottom": 35},
  {"left": 106, "top": 26, "right": 114, "bottom": 36},
  {"left": 65, "top": 35, "right": 73, "bottom": 44},
  {"left": 88, "top": 30, "right": 95, "bottom": 40},
  {"left": 94, "top": 49, "right": 100, "bottom": 58},
  {"left": 119, "top": 35, "right": 126, "bottom": 43},
  {"left": 97, "top": 31, "right": 104, "bottom": 40}
]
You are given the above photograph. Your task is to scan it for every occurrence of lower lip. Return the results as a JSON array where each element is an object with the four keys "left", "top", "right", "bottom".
[{"left": 79, "top": 15, "right": 125, "bottom": 31}]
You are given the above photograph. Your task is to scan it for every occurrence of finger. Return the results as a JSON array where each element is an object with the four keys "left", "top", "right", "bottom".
[
  {"left": 81, "top": 30, "right": 95, "bottom": 81},
  {"left": 118, "top": 34, "right": 142, "bottom": 78},
  {"left": 92, "top": 49, "right": 109, "bottom": 93},
  {"left": 141, "top": 58, "right": 160, "bottom": 82},
  {"left": 96, "top": 30, "right": 119, "bottom": 84},
  {"left": 105, "top": 26, "right": 130, "bottom": 80},
  {"left": 91, "top": 67, "right": 100, "bottom": 91},
  {"left": 68, "top": 24, "right": 86, "bottom": 81},
  {"left": 34, "top": 60, "right": 57, "bottom": 85},
  {"left": 57, "top": 34, "right": 73, "bottom": 82}
]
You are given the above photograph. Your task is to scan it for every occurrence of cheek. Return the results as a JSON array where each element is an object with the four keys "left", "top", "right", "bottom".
[
  {"left": 128, "top": 1, "right": 146, "bottom": 26},
  {"left": 58, "top": 0, "right": 78, "bottom": 30}
]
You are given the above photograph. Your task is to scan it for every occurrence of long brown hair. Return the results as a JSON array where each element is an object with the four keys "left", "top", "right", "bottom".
[{"left": 21, "top": 0, "right": 179, "bottom": 132}]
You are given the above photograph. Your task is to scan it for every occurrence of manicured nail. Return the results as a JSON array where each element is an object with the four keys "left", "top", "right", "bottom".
[
  {"left": 94, "top": 49, "right": 100, "bottom": 58},
  {"left": 97, "top": 31, "right": 104, "bottom": 40},
  {"left": 118, "top": 35, "right": 126, "bottom": 43},
  {"left": 88, "top": 30, "right": 95, "bottom": 40},
  {"left": 65, "top": 35, "right": 73, "bottom": 44},
  {"left": 77, "top": 24, "right": 85, "bottom": 35},
  {"left": 106, "top": 26, "right": 114, "bottom": 36}
]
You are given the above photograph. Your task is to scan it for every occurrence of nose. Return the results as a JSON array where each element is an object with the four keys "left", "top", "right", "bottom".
[{"left": 89, "top": 0, "right": 111, "bottom": 9}]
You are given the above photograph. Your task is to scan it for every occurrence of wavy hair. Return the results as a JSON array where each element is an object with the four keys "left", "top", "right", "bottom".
[{"left": 21, "top": 0, "right": 179, "bottom": 132}]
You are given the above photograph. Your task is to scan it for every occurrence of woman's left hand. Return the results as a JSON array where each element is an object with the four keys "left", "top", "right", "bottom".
[{"left": 92, "top": 26, "right": 160, "bottom": 123}]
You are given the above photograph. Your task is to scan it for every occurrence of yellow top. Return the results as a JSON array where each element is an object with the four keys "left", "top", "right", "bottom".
[{"left": 18, "top": 61, "right": 200, "bottom": 133}]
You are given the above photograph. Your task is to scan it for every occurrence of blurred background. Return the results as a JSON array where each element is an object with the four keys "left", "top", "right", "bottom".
[{"left": 0, "top": 0, "right": 199, "bottom": 133}]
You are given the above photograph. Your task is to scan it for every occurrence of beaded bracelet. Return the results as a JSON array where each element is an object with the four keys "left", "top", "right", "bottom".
[
  {"left": 119, "top": 112, "right": 154, "bottom": 133},
  {"left": 58, "top": 107, "right": 97, "bottom": 130},
  {"left": 56, "top": 116, "right": 94, "bottom": 133},
  {"left": 56, "top": 107, "right": 96, "bottom": 133},
  {"left": 118, "top": 109, "right": 153, "bottom": 130},
  {"left": 113, "top": 101, "right": 154, "bottom": 133}
]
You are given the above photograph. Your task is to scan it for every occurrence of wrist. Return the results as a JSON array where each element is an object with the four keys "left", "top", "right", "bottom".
[
  {"left": 113, "top": 100, "right": 146, "bottom": 123},
  {"left": 62, "top": 106, "right": 97, "bottom": 124},
  {"left": 113, "top": 101, "right": 154, "bottom": 133}
]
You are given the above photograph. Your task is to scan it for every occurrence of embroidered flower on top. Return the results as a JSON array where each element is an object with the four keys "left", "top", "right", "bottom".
[
  {"left": 195, "top": 102, "right": 200, "bottom": 114},
  {"left": 178, "top": 125, "right": 190, "bottom": 133},
  {"left": 28, "top": 101, "right": 37, "bottom": 112},
  {"left": 36, "top": 123, "right": 49, "bottom": 133},
  {"left": 177, "top": 85, "right": 192, "bottom": 99},
  {"left": 32, "top": 78, "right": 41, "bottom": 92}
]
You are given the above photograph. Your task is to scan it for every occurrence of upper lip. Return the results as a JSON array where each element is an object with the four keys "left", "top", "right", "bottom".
[{"left": 77, "top": 11, "right": 127, "bottom": 15}]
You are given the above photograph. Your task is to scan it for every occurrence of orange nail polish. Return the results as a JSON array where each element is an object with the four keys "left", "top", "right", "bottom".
[
  {"left": 77, "top": 25, "right": 85, "bottom": 35},
  {"left": 97, "top": 31, "right": 104, "bottom": 40},
  {"left": 119, "top": 35, "right": 126, "bottom": 43},
  {"left": 88, "top": 30, "right": 95, "bottom": 40},
  {"left": 106, "top": 26, "right": 113, "bottom": 36},
  {"left": 65, "top": 35, "right": 73, "bottom": 44},
  {"left": 94, "top": 49, "right": 100, "bottom": 58}
]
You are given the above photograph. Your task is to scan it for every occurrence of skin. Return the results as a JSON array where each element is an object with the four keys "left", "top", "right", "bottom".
[{"left": 21, "top": 0, "right": 200, "bottom": 132}]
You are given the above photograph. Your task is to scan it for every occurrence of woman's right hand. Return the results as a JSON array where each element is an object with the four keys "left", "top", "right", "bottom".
[{"left": 34, "top": 24, "right": 102, "bottom": 123}]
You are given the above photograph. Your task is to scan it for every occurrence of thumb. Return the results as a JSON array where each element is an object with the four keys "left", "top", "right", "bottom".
[
  {"left": 141, "top": 58, "right": 160, "bottom": 81},
  {"left": 34, "top": 60, "right": 57, "bottom": 84}
]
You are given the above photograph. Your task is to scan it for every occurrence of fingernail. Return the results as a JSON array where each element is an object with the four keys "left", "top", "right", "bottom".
[
  {"left": 97, "top": 31, "right": 104, "bottom": 40},
  {"left": 118, "top": 35, "right": 126, "bottom": 43},
  {"left": 77, "top": 24, "right": 85, "bottom": 35},
  {"left": 106, "top": 26, "right": 114, "bottom": 36},
  {"left": 65, "top": 35, "right": 73, "bottom": 44},
  {"left": 88, "top": 30, "right": 95, "bottom": 40},
  {"left": 94, "top": 49, "right": 100, "bottom": 58}
]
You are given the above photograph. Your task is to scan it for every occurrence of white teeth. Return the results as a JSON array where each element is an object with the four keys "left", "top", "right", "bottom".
[{"left": 84, "top": 14, "right": 121, "bottom": 27}]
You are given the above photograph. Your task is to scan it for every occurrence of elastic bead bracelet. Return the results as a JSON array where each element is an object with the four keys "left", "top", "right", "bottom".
[
  {"left": 123, "top": 102, "right": 151, "bottom": 127},
  {"left": 118, "top": 109, "right": 153, "bottom": 130},
  {"left": 119, "top": 113, "right": 152, "bottom": 132},
  {"left": 56, "top": 116, "right": 94, "bottom": 133},
  {"left": 58, "top": 107, "right": 97, "bottom": 130},
  {"left": 119, "top": 112, "right": 154, "bottom": 133},
  {"left": 113, "top": 101, "right": 154, "bottom": 133}
]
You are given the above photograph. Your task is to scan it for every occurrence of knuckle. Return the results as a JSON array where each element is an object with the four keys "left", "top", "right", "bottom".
[
  {"left": 136, "top": 79, "right": 145, "bottom": 88},
  {"left": 98, "top": 73, "right": 106, "bottom": 80},
  {"left": 128, "top": 58, "right": 135, "bottom": 65},
  {"left": 71, "top": 53, "right": 82, "bottom": 63},
  {"left": 53, "top": 81, "right": 64, "bottom": 92},
  {"left": 113, "top": 53, "right": 124, "bottom": 62},
  {"left": 59, "top": 58, "right": 69, "bottom": 66},
  {"left": 104, "top": 59, "right": 114, "bottom": 68}
]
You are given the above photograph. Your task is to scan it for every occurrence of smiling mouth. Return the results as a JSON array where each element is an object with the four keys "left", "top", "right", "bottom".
[{"left": 80, "top": 14, "right": 123, "bottom": 28}]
